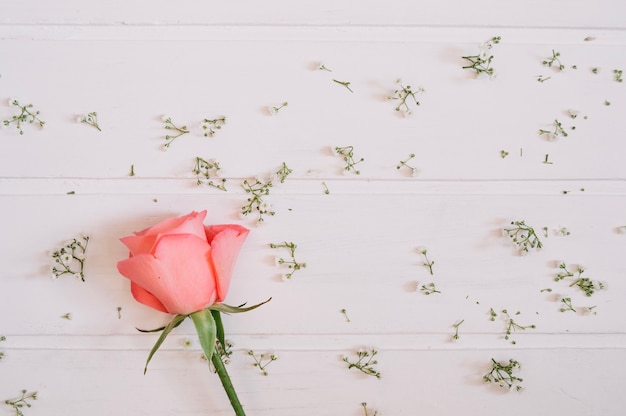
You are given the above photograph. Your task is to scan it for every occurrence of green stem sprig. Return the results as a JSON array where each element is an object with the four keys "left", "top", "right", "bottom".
[
  {"left": 270, "top": 241, "right": 306, "bottom": 279},
  {"left": 420, "top": 282, "right": 441, "bottom": 295},
  {"left": 388, "top": 81, "right": 424, "bottom": 114},
  {"left": 202, "top": 117, "right": 226, "bottom": 137},
  {"left": 503, "top": 220, "right": 543, "bottom": 253},
  {"left": 555, "top": 263, "right": 604, "bottom": 296},
  {"left": 335, "top": 146, "right": 364, "bottom": 175},
  {"left": 79, "top": 112, "right": 101, "bottom": 131},
  {"left": 343, "top": 349, "right": 381, "bottom": 379},
  {"left": 162, "top": 116, "right": 189, "bottom": 149},
  {"left": 483, "top": 358, "right": 523, "bottom": 391},
  {"left": 452, "top": 319, "right": 465, "bottom": 340},
  {"left": 333, "top": 79, "right": 354, "bottom": 92},
  {"left": 613, "top": 69, "right": 623, "bottom": 82},
  {"left": 241, "top": 178, "right": 274, "bottom": 222},
  {"left": 248, "top": 350, "right": 277, "bottom": 376},
  {"left": 51, "top": 236, "right": 90, "bottom": 281},
  {"left": 193, "top": 157, "right": 227, "bottom": 191},
  {"left": 543, "top": 49, "right": 565, "bottom": 71},
  {"left": 270, "top": 101, "right": 288, "bottom": 115},
  {"left": 4, "top": 390, "right": 38, "bottom": 416},
  {"left": 240, "top": 163, "right": 292, "bottom": 223},
  {"left": 0, "top": 335, "right": 5, "bottom": 361},
  {"left": 3, "top": 99, "right": 45, "bottom": 135},
  {"left": 420, "top": 248, "right": 435, "bottom": 275},
  {"left": 462, "top": 36, "right": 501, "bottom": 78},
  {"left": 397, "top": 153, "right": 418, "bottom": 176},
  {"left": 361, "top": 402, "right": 379, "bottom": 416},
  {"left": 274, "top": 162, "right": 293, "bottom": 183},
  {"left": 539, "top": 119, "right": 569, "bottom": 139},
  {"left": 501, "top": 310, "right": 536, "bottom": 344}
]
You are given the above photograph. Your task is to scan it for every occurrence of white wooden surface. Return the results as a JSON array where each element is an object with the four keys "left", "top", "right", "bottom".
[{"left": 1, "top": 2, "right": 626, "bottom": 415}]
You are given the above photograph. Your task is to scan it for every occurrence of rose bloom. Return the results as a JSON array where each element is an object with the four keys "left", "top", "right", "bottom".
[{"left": 117, "top": 211, "right": 249, "bottom": 315}]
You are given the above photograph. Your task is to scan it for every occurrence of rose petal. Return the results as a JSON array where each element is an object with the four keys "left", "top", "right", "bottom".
[
  {"left": 117, "top": 234, "right": 217, "bottom": 315},
  {"left": 130, "top": 282, "right": 168, "bottom": 313},
  {"left": 205, "top": 224, "right": 250, "bottom": 302},
  {"left": 121, "top": 211, "right": 208, "bottom": 256}
]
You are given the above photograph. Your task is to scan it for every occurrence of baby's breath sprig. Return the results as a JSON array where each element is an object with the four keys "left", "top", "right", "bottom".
[
  {"left": 341, "top": 308, "right": 351, "bottom": 322},
  {"left": 248, "top": 350, "right": 277, "bottom": 376},
  {"left": 614, "top": 69, "right": 623, "bottom": 83},
  {"left": 559, "top": 297, "right": 577, "bottom": 313},
  {"left": 4, "top": 390, "right": 38, "bottom": 416},
  {"left": 318, "top": 63, "right": 332, "bottom": 72},
  {"left": 240, "top": 163, "right": 292, "bottom": 223},
  {"left": 78, "top": 112, "right": 101, "bottom": 131},
  {"left": 241, "top": 178, "right": 274, "bottom": 222},
  {"left": 202, "top": 116, "right": 226, "bottom": 137},
  {"left": 60, "top": 313, "right": 72, "bottom": 320},
  {"left": 205, "top": 339, "right": 234, "bottom": 371},
  {"left": 361, "top": 402, "right": 379, "bottom": 416},
  {"left": 335, "top": 146, "right": 364, "bottom": 175},
  {"left": 322, "top": 181, "right": 330, "bottom": 194},
  {"left": 483, "top": 358, "right": 523, "bottom": 391},
  {"left": 555, "top": 263, "right": 604, "bottom": 296},
  {"left": 536, "top": 75, "right": 551, "bottom": 83},
  {"left": 543, "top": 49, "right": 565, "bottom": 71},
  {"left": 270, "top": 241, "right": 306, "bottom": 279},
  {"left": 388, "top": 80, "right": 424, "bottom": 115},
  {"left": 501, "top": 310, "right": 536, "bottom": 344},
  {"left": 274, "top": 162, "right": 293, "bottom": 183},
  {"left": 500, "top": 150, "right": 509, "bottom": 158},
  {"left": 539, "top": 119, "right": 569, "bottom": 139},
  {"left": 397, "top": 153, "right": 418, "bottom": 176},
  {"left": 193, "top": 157, "right": 227, "bottom": 191},
  {"left": 452, "top": 319, "right": 465, "bottom": 340},
  {"left": 462, "top": 36, "right": 501, "bottom": 78},
  {"left": 333, "top": 79, "right": 354, "bottom": 93},
  {"left": 3, "top": 99, "right": 45, "bottom": 135},
  {"left": 162, "top": 116, "right": 189, "bottom": 149},
  {"left": 420, "top": 248, "right": 435, "bottom": 275},
  {"left": 343, "top": 349, "right": 381, "bottom": 379},
  {"left": 0, "top": 335, "right": 6, "bottom": 361},
  {"left": 51, "top": 236, "right": 90, "bottom": 281},
  {"left": 503, "top": 220, "right": 543, "bottom": 253},
  {"left": 420, "top": 282, "right": 441, "bottom": 295},
  {"left": 269, "top": 101, "right": 288, "bottom": 115}
]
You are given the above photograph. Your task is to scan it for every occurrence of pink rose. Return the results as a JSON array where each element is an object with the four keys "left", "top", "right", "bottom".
[{"left": 117, "top": 210, "right": 249, "bottom": 315}]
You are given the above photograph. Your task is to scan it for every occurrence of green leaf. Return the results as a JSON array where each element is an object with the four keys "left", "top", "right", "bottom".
[
  {"left": 211, "top": 310, "right": 226, "bottom": 351},
  {"left": 144, "top": 314, "right": 187, "bottom": 374},
  {"left": 209, "top": 297, "right": 272, "bottom": 314},
  {"left": 191, "top": 309, "right": 217, "bottom": 362}
]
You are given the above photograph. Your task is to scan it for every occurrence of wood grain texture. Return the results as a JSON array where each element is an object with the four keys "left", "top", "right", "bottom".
[{"left": 1, "top": 2, "right": 626, "bottom": 415}]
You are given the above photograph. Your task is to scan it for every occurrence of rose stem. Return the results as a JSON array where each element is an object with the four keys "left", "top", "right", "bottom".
[{"left": 211, "top": 351, "right": 246, "bottom": 416}]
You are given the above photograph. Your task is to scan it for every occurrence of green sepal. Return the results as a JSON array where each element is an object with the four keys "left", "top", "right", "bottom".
[
  {"left": 208, "top": 297, "right": 272, "bottom": 314},
  {"left": 211, "top": 310, "right": 226, "bottom": 351},
  {"left": 143, "top": 314, "right": 187, "bottom": 374},
  {"left": 136, "top": 317, "right": 186, "bottom": 333},
  {"left": 190, "top": 309, "right": 217, "bottom": 362}
]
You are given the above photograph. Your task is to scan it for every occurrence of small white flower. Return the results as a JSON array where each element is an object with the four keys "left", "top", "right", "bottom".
[
  {"left": 161, "top": 114, "right": 170, "bottom": 122},
  {"left": 77, "top": 115, "right": 85, "bottom": 123},
  {"left": 268, "top": 106, "right": 278, "bottom": 116},
  {"left": 73, "top": 273, "right": 83, "bottom": 280},
  {"left": 161, "top": 144, "right": 169, "bottom": 152},
  {"left": 8, "top": 98, "right": 16, "bottom": 106},
  {"left": 274, "top": 256, "right": 283, "bottom": 267},
  {"left": 62, "top": 253, "right": 72, "bottom": 263}
]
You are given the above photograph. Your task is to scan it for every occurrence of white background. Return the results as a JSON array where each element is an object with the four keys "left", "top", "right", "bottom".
[{"left": 1, "top": 1, "right": 625, "bottom": 415}]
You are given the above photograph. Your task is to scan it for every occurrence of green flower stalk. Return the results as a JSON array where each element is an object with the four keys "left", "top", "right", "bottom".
[
  {"left": 3, "top": 99, "right": 45, "bottom": 135},
  {"left": 139, "top": 299, "right": 271, "bottom": 416}
]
